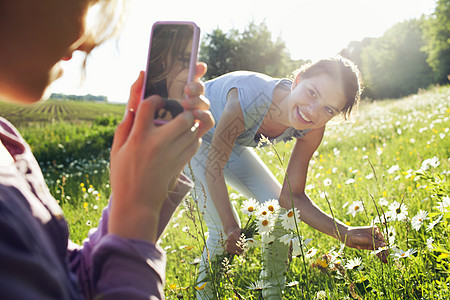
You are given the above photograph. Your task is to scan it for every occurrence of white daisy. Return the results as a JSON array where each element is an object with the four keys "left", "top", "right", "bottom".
[
  {"left": 323, "top": 178, "right": 332, "bottom": 186},
  {"left": 411, "top": 210, "right": 429, "bottom": 231},
  {"left": 346, "top": 200, "right": 364, "bottom": 217},
  {"left": 365, "top": 173, "right": 374, "bottom": 180},
  {"left": 385, "top": 226, "right": 396, "bottom": 245},
  {"left": 387, "top": 201, "right": 409, "bottom": 222},
  {"left": 263, "top": 199, "right": 281, "bottom": 215},
  {"left": 280, "top": 208, "right": 300, "bottom": 231},
  {"left": 378, "top": 198, "right": 389, "bottom": 206},
  {"left": 247, "top": 279, "right": 271, "bottom": 291},
  {"left": 344, "top": 257, "right": 363, "bottom": 270},
  {"left": 279, "top": 233, "right": 293, "bottom": 245},
  {"left": 261, "top": 232, "right": 275, "bottom": 244},
  {"left": 240, "top": 198, "right": 259, "bottom": 216},
  {"left": 388, "top": 164, "right": 400, "bottom": 174},
  {"left": 257, "top": 216, "right": 275, "bottom": 236},
  {"left": 392, "top": 248, "right": 417, "bottom": 260},
  {"left": 291, "top": 236, "right": 303, "bottom": 257},
  {"left": 245, "top": 237, "right": 261, "bottom": 249},
  {"left": 345, "top": 178, "right": 355, "bottom": 185},
  {"left": 305, "top": 247, "right": 318, "bottom": 258}
]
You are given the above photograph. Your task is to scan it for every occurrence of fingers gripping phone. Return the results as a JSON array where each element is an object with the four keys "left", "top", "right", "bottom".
[{"left": 142, "top": 21, "right": 200, "bottom": 125}]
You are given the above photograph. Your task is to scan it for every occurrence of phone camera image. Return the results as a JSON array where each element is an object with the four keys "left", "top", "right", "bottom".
[{"left": 143, "top": 22, "right": 199, "bottom": 123}]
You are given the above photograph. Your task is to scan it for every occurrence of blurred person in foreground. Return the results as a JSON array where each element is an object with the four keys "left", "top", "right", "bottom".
[{"left": 0, "top": 0, "right": 214, "bottom": 299}]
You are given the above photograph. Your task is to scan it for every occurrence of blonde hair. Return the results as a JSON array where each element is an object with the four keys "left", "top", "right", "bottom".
[{"left": 81, "top": 0, "right": 129, "bottom": 66}]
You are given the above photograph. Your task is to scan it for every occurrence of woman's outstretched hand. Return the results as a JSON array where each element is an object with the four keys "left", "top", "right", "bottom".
[
  {"left": 343, "top": 226, "right": 388, "bottom": 263},
  {"left": 108, "top": 64, "right": 213, "bottom": 243}
]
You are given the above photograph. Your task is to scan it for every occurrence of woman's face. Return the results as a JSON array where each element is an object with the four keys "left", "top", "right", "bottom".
[
  {"left": 0, "top": 0, "right": 93, "bottom": 103},
  {"left": 285, "top": 72, "right": 347, "bottom": 130}
]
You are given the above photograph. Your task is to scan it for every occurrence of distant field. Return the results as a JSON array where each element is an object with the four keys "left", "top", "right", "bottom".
[{"left": 0, "top": 99, "right": 125, "bottom": 126}]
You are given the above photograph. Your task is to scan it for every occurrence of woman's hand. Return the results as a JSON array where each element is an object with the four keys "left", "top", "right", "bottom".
[
  {"left": 343, "top": 226, "right": 388, "bottom": 263},
  {"left": 108, "top": 63, "right": 213, "bottom": 243},
  {"left": 225, "top": 227, "right": 244, "bottom": 255}
]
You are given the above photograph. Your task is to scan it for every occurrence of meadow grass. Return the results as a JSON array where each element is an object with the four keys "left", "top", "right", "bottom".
[{"left": 4, "top": 88, "right": 448, "bottom": 299}]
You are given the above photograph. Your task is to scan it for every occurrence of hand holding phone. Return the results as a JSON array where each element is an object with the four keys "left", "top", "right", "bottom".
[{"left": 142, "top": 21, "right": 200, "bottom": 124}]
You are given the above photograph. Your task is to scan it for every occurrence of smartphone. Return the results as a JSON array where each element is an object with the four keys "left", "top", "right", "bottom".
[{"left": 142, "top": 21, "right": 200, "bottom": 125}]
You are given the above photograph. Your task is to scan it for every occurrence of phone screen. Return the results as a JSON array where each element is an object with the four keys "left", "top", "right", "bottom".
[{"left": 143, "top": 22, "right": 198, "bottom": 122}]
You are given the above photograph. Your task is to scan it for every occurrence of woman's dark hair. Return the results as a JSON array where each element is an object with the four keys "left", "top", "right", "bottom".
[{"left": 294, "top": 56, "right": 363, "bottom": 120}]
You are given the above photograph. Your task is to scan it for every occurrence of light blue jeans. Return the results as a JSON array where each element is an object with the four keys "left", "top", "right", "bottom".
[{"left": 184, "top": 141, "right": 289, "bottom": 299}]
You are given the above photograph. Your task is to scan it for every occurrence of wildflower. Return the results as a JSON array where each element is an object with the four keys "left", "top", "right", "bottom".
[
  {"left": 190, "top": 257, "right": 201, "bottom": 265},
  {"left": 279, "top": 233, "right": 293, "bottom": 245},
  {"left": 315, "top": 290, "right": 327, "bottom": 300},
  {"left": 411, "top": 210, "right": 429, "bottom": 231},
  {"left": 371, "top": 246, "right": 388, "bottom": 256},
  {"left": 261, "top": 233, "right": 275, "bottom": 244},
  {"left": 319, "top": 191, "right": 329, "bottom": 199},
  {"left": 257, "top": 217, "right": 275, "bottom": 236},
  {"left": 280, "top": 208, "right": 300, "bottom": 231},
  {"left": 420, "top": 156, "right": 440, "bottom": 171},
  {"left": 86, "top": 220, "right": 92, "bottom": 226},
  {"left": 426, "top": 214, "right": 443, "bottom": 232},
  {"left": 346, "top": 200, "right": 364, "bottom": 217},
  {"left": 365, "top": 173, "right": 374, "bottom": 180},
  {"left": 435, "top": 195, "right": 450, "bottom": 213},
  {"left": 195, "top": 282, "right": 207, "bottom": 291},
  {"left": 286, "top": 281, "right": 299, "bottom": 287},
  {"left": 264, "top": 199, "right": 281, "bottom": 215},
  {"left": 388, "top": 165, "right": 400, "bottom": 174},
  {"left": 387, "top": 201, "right": 409, "bottom": 221},
  {"left": 323, "top": 178, "right": 332, "bottom": 186},
  {"left": 426, "top": 237, "right": 434, "bottom": 251},
  {"left": 182, "top": 225, "right": 189, "bottom": 233},
  {"left": 241, "top": 198, "right": 259, "bottom": 216},
  {"left": 345, "top": 178, "right": 355, "bottom": 185},
  {"left": 305, "top": 247, "right": 318, "bottom": 258},
  {"left": 245, "top": 237, "right": 261, "bottom": 248},
  {"left": 247, "top": 279, "right": 271, "bottom": 291},
  {"left": 291, "top": 236, "right": 304, "bottom": 257},
  {"left": 385, "top": 226, "right": 396, "bottom": 245},
  {"left": 378, "top": 198, "right": 389, "bottom": 206},
  {"left": 392, "top": 248, "right": 417, "bottom": 260},
  {"left": 345, "top": 257, "right": 362, "bottom": 270}
]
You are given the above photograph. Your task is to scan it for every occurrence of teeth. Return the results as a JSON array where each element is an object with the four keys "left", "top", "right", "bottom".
[{"left": 298, "top": 107, "right": 311, "bottom": 122}]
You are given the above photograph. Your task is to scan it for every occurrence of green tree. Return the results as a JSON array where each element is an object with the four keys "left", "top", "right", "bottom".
[
  {"left": 422, "top": 0, "right": 450, "bottom": 84},
  {"left": 199, "top": 28, "right": 239, "bottom": 80},
  {"left": 361, "top": 19, "right": 433, "bottom": 99},
  {"left": 199, "top": 21, "right": 307, "bottom": 80}
]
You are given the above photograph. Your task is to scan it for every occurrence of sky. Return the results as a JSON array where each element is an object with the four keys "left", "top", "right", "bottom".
[{"left": 49, "top": 0, "right": 437, "bottom": 103}]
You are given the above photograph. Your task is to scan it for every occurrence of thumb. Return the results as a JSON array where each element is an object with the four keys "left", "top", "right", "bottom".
[{"left": 112, "top": 108, "right": 136, "bottom": 154}]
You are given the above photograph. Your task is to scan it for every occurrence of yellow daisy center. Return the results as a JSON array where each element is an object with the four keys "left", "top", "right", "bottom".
[
  {"left": 262, "top": 220, "right": 269, "bottom": 226},
  {"left": 287, "top": 211, "right": 294, "bottom": 218},
  {"left": 248, "top": 206, "right": 254, "bottom": 212}
]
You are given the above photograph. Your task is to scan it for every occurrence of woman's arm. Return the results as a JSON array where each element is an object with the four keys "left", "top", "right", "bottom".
[
  {"left": 279, "top": 128, "right": 387, "bottom": 258},
  {"left": 205, "top": 88, "right": 246, "bottom": 254}
]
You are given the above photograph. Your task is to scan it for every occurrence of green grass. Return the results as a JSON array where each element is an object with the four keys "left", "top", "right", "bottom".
[{"left": 2, "top": 88, "right": 449, "bottom": 299}]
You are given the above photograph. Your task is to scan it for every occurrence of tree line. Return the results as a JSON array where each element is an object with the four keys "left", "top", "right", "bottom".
[{"left": 199, "top": 0, "right": 449, "bottom": 100}]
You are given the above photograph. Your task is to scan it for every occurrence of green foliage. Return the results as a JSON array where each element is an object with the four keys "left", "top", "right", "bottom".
[
  {"left": 200, "top": 21, "right": 308, "bottom": 80},
  {"left": 1, "top": 98, "right": 124, "bottom": 164},
  {"left": 360, "top": 19, "right": 433, "bottom": 99},
  {"left": 421, "top": 0, "right": 450, "bottom": 84}
]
